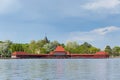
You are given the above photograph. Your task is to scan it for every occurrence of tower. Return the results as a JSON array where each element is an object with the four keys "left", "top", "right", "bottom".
[{"left": 44, "top": 36, "right": 50, "bottom": 43}]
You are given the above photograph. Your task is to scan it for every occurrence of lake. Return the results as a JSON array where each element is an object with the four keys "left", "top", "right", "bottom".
[{"left": 0, "top": 58, "right": 120, "bottom": 80}]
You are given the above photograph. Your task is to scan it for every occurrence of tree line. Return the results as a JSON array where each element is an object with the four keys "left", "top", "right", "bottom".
[{"left": 0, "top": 38, "right": 120, "bottom": 58}]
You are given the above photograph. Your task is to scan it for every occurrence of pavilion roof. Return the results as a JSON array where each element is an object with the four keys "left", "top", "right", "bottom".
[{"left": 54, "top": 46, "right": 65, "bottom": 52}]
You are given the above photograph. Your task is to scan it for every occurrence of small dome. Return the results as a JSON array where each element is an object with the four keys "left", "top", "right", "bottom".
[{"left": 95, "top": 51, "right": 108, "bottom": 55}]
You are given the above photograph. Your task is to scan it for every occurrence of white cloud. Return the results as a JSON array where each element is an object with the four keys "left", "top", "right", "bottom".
[
  {"left": 67, "top": 26, "right": 120, "bottom": 42},
  {"left": 81, "top": 0, "right": 120, "bottom": 14},
  {"left": 66, "top": 26, "right": 120, "bottom": 49},
  {"left": 82, "top": 0, "right": 120, "bottom": 10},
  {"left": 0, "top": 0, "right": 21, "bottom": 14},
  {"left": 92, "top": 26, "right": 120, "bottom": 35}
]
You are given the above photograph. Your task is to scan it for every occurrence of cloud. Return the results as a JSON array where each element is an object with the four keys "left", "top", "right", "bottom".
[
  {"left": 0, "top": 0, "right": 21, "bottom": 14},
  {"left": 82, "top": 0, "right": 120, "bottom": 10},
  {"left": 0, "top": 0, "right": 119, "bottom": 20},
  {"left": 81, "top": 0, "right": 120, "bottom": 14},
  {"left": 67, "top": 26, "right": 120, "bottom": 42},
  {"left": 92, "top": 26, "right": 120, "bottom": 35},
  {"left": 66, "top": 26, "right": 120, "bottom": 49}
]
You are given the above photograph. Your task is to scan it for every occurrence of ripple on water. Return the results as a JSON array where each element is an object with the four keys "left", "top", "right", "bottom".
[{"left": 0, "top": 59, "right": 120, "bottom": 80}]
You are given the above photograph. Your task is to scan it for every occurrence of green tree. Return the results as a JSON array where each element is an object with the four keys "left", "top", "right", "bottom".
[
  {"left": 36, "top": 40, "right": 48, "bottom": 48},
  {"left": 22, "top": 44, "right": 29, "bottom": 52},
  {"left": 0, "top": 42, "right": 12, "bottom": 57},
  {"left": 28, "top": 40, "right": 37, "bottom": 53},
  {"left": 89, "top": 47, "right": 100, "bottom": 54},
  {"left": 65, "top": 41, "right": 79, "bottom": 53},
  {"left": 28, "top": 39, "right": 51, "bottom": 54},
  {"left": 39, "top": 48, "right": 47, "bottom": 54},
  {"left": 112, "top": 46, "right": 120, "bottom": 56},
  {"left": 43, "top": 41, "right": 60, "bottom": 53},
  {"left": 81, "top": 42, "right": 92, "bottom": 48},
  {"left": 77, "top": 45, "right": 88, "bottom": 53},
  {"left": 104, "top": 45, "right": 112, "bottom": 56},
  {"left": 10, "top": 44, "right": 24, "bottom": 52},
  {"left": 78, "top": 42, "right": 92, "bottom": 53}
]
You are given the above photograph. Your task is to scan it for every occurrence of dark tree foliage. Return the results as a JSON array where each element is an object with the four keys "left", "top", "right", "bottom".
[
  {"left": 112, "top": 46, "right": 120, "bottom": 56},
  {"left": 104, "top": 45, "right": 112, "bottom": 56},
  {"left": 10, "top": 44, "right": 24, "bottom": 52}
]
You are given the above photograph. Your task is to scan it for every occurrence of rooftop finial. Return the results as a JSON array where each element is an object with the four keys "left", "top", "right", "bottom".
[{"left": 45, "top": 33, "right": 47, "bottom": 37}]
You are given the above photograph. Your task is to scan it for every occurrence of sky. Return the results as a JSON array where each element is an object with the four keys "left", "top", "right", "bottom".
[{"left": 0, "top": 0, "right": 120, "bottom": 49}]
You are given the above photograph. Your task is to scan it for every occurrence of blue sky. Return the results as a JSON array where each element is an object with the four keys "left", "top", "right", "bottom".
[{"left": 0, "top": 0, "right": 120, "bottom": 49}]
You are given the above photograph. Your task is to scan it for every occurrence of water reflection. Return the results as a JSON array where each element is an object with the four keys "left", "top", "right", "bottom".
[{"left": 0, "top": 59, "right": 120, "bottom": 80}]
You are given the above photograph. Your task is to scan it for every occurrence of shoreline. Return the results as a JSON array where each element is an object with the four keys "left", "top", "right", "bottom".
[{"left": 0, "top": 57, "right": 117, "bottom": 59}]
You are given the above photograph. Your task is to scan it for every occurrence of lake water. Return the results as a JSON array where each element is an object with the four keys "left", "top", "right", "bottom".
[{"left": 0, "top": 59, "right": 120, "bottom": 80}]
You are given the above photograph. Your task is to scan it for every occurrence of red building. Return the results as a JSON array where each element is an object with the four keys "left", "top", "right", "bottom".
[{"left": 11, "top": 46, "right": 109, "bottom": 59}]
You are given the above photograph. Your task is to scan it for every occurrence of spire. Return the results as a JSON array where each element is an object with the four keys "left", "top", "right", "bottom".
[{"left": 44, "top": 34, "right": 49, "bottom": 43}]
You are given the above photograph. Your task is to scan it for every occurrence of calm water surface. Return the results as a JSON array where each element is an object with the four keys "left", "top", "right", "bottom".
[{"left": 0, "top": 59, "right": 120, "bottom": 80}]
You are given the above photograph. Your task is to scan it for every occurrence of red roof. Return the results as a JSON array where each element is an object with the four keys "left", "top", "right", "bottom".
[
  {"left": 12, "top": 52, "right": 27, "bottom": 56},
  {"left": 70, "top": 54, "right": 94, "bottom": 56},
  {"left": 95, "top": 51, "right": 108, "bottom": 55},
  {"left": 54, "top": 46, "right": 65, "bottom": 52}
]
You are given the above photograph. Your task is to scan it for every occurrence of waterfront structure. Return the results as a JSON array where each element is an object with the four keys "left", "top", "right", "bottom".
[{"left": 11, "top": 46, "right": 109, "bottom": 59}]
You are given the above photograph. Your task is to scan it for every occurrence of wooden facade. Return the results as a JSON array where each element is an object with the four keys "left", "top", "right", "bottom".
[{"left": 11, "top": 46, "right": 109, "bottom": 59}]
